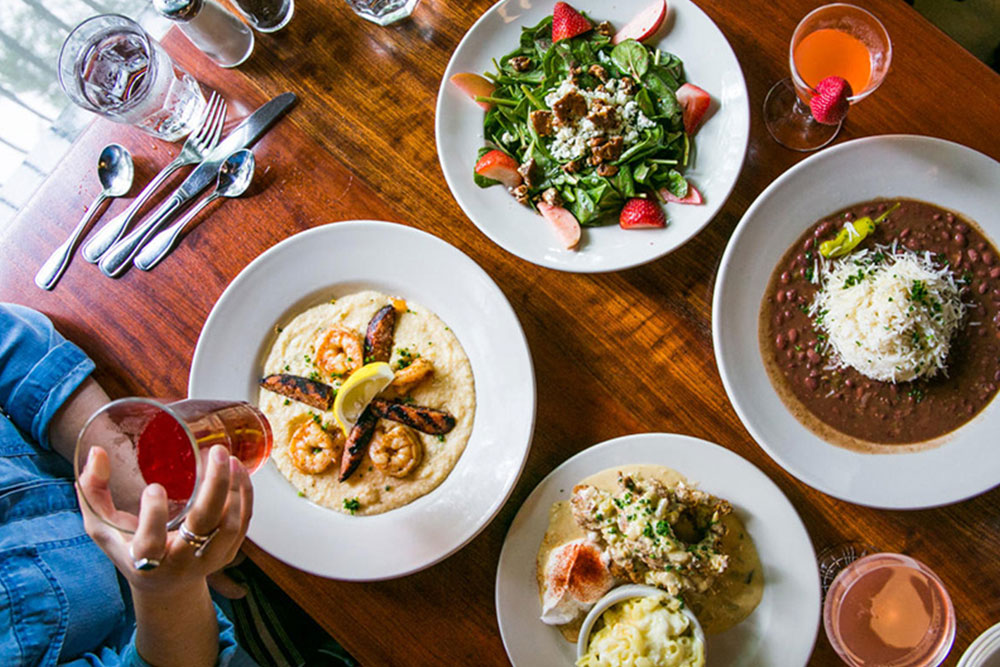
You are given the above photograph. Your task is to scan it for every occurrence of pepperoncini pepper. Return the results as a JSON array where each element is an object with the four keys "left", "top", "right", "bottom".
[{"left": 819, "top": 202, "right": 901, "bottom": 258}]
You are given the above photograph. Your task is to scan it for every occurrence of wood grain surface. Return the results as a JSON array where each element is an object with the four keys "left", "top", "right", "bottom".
[{"left": 3, "top": 0, "right": 1000, "bottom": 664}]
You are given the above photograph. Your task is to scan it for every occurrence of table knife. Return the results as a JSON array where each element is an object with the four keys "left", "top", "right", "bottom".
[{"left": 98, "top": 92, "right": 297, "bottom": 278}]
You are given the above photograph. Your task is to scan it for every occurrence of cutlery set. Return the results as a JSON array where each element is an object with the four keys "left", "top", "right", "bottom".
[{"left": 35, "top": 91, "right": 296, "bottom": 290}]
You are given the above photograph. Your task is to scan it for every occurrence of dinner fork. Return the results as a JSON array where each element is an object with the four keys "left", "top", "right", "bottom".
[{"left": 81, "top": 92, "right": 228, "bottom": 263}]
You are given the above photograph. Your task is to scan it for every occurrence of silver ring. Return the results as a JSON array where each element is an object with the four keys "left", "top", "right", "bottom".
[
  {"left": 179, "top": 522, "right": 220, "bottom": 558},
  {"left": 129, "top": 545, "right": 161, "bottom": 571},
  {"left": 132, "top": 557, "right": 161, "bottom": 571}
]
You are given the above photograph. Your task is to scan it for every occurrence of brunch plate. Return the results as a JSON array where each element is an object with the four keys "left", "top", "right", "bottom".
[
  {"left": 189, "top": 221, "right": 536, "bottom": 579},
  {"left": 714, "top": 135, "right": 1000, "bottom": 509},
  {"left": 436, "top": 0, "right": 750, "bottom": 273},
  {"left": 495, "top": 433, "right": 820, "bottom": 666}
]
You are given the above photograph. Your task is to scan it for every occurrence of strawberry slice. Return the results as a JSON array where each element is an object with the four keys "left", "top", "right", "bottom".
[
  {"left": 612, "top": 0, "right": 668, "bottom": 45},
  {"left": 552, "top": 2, "right": 592, "bottom": 42},
  {"left": 474, "top": 150, "right": 522, "bottom": 189},
  {"left": 450, "top": 72, "right": 496, "bottom": 111},
  {"left": 537, "top": 202, "right": 582, "bottom": 249},
  {"left": 809, "top": 76, "right": 852, "bottom": 125},
  {"left": 660, "top": 183, "right": 703, "bottom": 205},
  {"left": 619, "top": 197, "right": 666, "bottom": 229},
  {"left": 675, "top": 83, "right": 711, "bottom": 135}
]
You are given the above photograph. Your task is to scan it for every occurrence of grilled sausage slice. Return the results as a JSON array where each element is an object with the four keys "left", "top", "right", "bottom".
[
  {"left": 364, "top": 305, "right": 397, "bottom": 364},
  {"left": 338, "top": 408, "right": 377, "bottom": 482},
  {"left": 368, "top": 398, "right": 456, "bottom": 435},
  {"left": 259, "top": 374, "right": 335, "bottom": 411}
]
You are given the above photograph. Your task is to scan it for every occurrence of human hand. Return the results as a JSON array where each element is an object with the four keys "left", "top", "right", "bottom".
[{"left": 76, "top": 444, "right": 253, "bottom": 596}]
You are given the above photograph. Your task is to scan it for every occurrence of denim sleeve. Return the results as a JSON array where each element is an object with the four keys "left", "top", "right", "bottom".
[
  {"left": 61, "top": 603, "right": 242, "bottom": 667},
  {"left": 0, "top": 303, "right": 94, "bottom": 450}
]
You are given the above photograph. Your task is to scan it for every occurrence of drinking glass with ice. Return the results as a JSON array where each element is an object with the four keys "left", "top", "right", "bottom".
[{"left": 58, "top": 14, "right": 206, "bottom": 141}]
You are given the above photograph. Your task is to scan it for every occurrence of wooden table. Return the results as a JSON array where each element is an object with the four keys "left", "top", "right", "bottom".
[{"left": 4, "top": 1, "right": 999, "bottom": 664}]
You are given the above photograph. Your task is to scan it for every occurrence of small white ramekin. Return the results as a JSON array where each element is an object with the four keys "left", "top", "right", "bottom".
[{"left": 576, "top": 584, "right": 706, "bottom": 662}]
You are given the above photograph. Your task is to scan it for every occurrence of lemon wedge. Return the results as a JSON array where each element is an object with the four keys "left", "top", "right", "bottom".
[{"left": 333, "top": 362, "right": 394, "bottom": 436}]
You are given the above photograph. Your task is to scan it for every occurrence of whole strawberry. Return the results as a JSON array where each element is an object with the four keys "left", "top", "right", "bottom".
[
  {"left": 809, "top": 76, "right": 853, "bottom": 125},
  {"left": 619, "top": 197, "right": 666, "bottom": 229},
  {"left": 552, "top": 2, "right": 592, "bottom": 42}
]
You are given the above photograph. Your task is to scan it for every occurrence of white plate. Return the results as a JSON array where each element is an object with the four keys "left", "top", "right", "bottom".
[
  {"left": 713, "top": 135, "right": 1000, "bottom": 509},
  {"left": 436, "top": 0, "right": 750, "bottom": 273},
  {"left": 495, "top": 433, "right": 820, "bottom": 666},
  {"left": 189, "top": 221, "right": 536, "bottom": 579}
]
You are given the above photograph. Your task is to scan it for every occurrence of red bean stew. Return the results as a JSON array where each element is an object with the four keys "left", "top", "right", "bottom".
[{"left": 760, "top": 198, "right": 1000, "bottom": 447}]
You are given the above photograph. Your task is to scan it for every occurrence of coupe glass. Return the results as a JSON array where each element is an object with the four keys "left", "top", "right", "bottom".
[
  {"left": 822, "top": 549, "right": 955, "bottom": 667},
  {"left": 763, "top": 4, "right": 891, "bottom": 151},
  {"left": 75, "top": 398, "right": 272, "bottom": 533}
]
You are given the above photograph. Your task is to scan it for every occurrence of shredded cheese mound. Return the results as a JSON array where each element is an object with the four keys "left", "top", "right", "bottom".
[
  {"left": 578, "top": 596, "right": 705, "bottom": 667},
  {"left": 810, "top": 246, "right": 966, "bottom": 383}
]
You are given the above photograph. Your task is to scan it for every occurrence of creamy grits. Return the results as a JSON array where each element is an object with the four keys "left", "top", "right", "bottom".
[{"left": 258, "top": 290, "right": 475, "bottom": 515}]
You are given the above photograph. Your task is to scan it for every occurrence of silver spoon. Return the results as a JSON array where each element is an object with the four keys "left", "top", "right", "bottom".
[
  {"left": 35, "top": 144, "right": 133, "bottom": 290},
  {"left": 134, "top": 149, "right": 255, "bottom": 271}
]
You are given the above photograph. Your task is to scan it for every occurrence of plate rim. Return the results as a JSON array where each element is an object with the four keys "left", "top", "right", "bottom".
[
  {"left": 712, "top": 134, "right": 1000, "bottom": 510},
  {"left": 189, "top": 219, "right": 537, "bottom": 579},
  {"left": 494, "top": 431, "right": 820, "bottom": 666},
  {"left": 435, "top": 0, "right": 750, "bottom": 273}
]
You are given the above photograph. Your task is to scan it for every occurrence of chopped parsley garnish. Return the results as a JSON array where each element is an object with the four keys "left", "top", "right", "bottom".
[
  {"left": 395, "top": 347, "right": 420, "bottom": 370},
  {"left": 343, "top": 498, "right": 361, "bottom": 514}
]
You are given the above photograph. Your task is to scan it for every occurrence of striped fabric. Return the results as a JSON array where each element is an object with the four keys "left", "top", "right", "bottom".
[{"left": 225, "top": 560, "right": 359, "bottom": 667}]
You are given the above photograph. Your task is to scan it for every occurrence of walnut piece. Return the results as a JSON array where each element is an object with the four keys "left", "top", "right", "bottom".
[
  {"left": 588, "top": 64, "right": 609, "bottom": 83},
  {"left": 541, "top": 187, "right": 564, "bottom": 207},
  {"left": 511, "top": 184, "right": 530, "bottom": 204},
  {"left": 517, "top": 158, "right": 540, "bottom": 188},
  {"left": 591, "top": 135, "right": 624, "bottom": 163},
  {"left": 530, "top": 109, "right": 554, "bottom": 137},
  {"left": 586, "top": 99, "right": 617, "bottom": 130},
  {"left": 508, "top": 56, "right": 532, "bottom": 72},
  {"left": 561, "top": 159, "right": 583, "bottom": 174},
  {"left": 552, "top": 90, "right": 587, "bottom": 125}
]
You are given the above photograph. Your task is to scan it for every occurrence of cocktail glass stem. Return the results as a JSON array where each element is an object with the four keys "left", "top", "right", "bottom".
[{"left": 763, "top": 78, "right": 841, "bottom": 152}]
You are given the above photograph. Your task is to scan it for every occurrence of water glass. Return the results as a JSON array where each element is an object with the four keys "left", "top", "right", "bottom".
[
  {"left": 345, "top": 0, "right": 419, "bottom": 26},
  {"left": 58, "top": 14, "right": 206, "bottom": 142},
  {"left": 231, "top": 0, "right": 295, "bottom": 32},
  {"left": 75, "top": 397, "right": 273, "bottom": 533}
]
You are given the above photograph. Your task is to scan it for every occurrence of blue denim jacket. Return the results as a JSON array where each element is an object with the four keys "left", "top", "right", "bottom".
[{"left": 0, "top": 304, "right": 239, "bottom": 666}]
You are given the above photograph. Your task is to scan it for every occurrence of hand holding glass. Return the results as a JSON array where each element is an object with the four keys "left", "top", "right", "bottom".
[{"left": 75, "top": 398, "right": 272, "bottom": 533}]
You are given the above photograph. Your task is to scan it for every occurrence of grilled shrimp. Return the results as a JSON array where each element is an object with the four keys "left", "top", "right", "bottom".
[
  {"left": 315, "top": 327, "right": 363, "bottom": 378},
  {"left": 288, "top": 420, "right": 344, "bottom": 475},
  {"left": 391, "top": 357, "right": 434, "bottom": 393},
  {"left": 370, "top": 422, "right": 422, "bottom": 477}
]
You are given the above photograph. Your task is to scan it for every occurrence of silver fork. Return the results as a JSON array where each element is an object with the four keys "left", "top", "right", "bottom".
[{"left": 81, "top": 92, "right": 228, "bottom": 263}]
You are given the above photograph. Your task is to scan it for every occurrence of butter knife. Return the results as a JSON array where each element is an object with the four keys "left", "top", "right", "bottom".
[{"left": 98, "top": 92, "right": 297, "bottom": 278}]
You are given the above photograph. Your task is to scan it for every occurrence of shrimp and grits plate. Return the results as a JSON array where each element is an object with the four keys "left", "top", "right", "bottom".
[
  {"left": 496, "top": 434, "right": 820, "bottom": 666},
  {"left": 258, "top": 290, "right": 476, "bottom": 516},
  {"left": 190, "top": 221, "right": 535, "bottom": 580}
]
